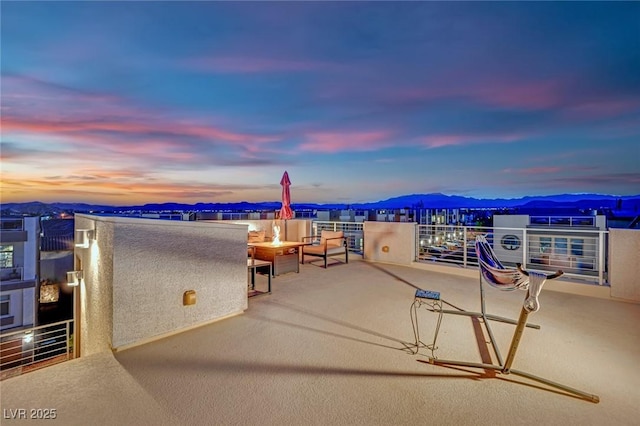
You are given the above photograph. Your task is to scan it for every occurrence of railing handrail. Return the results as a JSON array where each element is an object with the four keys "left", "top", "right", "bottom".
[
  {"left": 1, "top": 319, "right": 74, "bottom": 380},
  {"left": 416, "top": 223, "right": 608, "bottom": 286},
  {"left": 0, "top": 319, "right": 73, "bottom": 339},
  {"left": 529, "top": 215, "right": 597, "bottom": 227}
]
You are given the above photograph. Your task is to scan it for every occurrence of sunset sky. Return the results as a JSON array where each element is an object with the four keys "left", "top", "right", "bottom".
[{"left": 2, "top": 1, "right": 639, "bottom": 206}]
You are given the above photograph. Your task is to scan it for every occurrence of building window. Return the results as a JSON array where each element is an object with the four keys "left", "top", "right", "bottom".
[
  {"left": 539, "top": 237, "right": 552, "bottom": 254},
  {"left": 554, "top": 238, "right": 568, "bottom": 255},
  {"left": 570, "top": 238, "right": 584, "bottom": 257},
  {"left": 0, "top": 295, "right": 9, "bottom": 317},
  {"left": 0, "top": 245, "right": 14, "bottom": 268}
]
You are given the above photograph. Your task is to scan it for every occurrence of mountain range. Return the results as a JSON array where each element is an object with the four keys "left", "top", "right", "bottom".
[{"left": 2, "top": 193, "right": 639, "bottom": 216}]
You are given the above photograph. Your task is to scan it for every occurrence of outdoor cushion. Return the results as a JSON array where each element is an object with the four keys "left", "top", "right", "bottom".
[
  {"left": 320, "top": 230, "right": 344, "bottom": 247},
  {"left": 304, "top": 245, "right": 345, "bottom": 256},
  {"left": 248, "top": 230, "right": 266, "bottom": 243}
]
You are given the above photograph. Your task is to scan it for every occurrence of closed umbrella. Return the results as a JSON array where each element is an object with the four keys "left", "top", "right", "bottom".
[
  {"left": 279, "top": 171, "right": 293, "bottom": 240},
  {"left": 279, "top": 171, "right": 294, "bottom": 220}
]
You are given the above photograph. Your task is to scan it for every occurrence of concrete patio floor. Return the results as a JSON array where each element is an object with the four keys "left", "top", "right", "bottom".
[{"left": 2, "top": 258, "right": 639, "bottom": 425}]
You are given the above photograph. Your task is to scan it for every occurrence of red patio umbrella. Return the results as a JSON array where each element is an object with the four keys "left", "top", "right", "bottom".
[{"left": 279, "top": 171, "right": 294, "bottom": 220}]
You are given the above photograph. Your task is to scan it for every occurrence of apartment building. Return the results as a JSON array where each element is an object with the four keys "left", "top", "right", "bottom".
[{"left": 0, "top": 217, "right": 39, "bottom": 331}]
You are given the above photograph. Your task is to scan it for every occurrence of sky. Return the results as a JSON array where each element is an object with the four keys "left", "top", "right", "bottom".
[{"left": 1, "top": 1, "right": 639, "bottom": 206}]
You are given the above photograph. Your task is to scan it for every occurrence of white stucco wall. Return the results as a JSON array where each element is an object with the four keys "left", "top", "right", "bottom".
[
  {"left": 492, "top": 215, "right": 528, "bottom": 264},
  {"left": 75, "top": 215, "right": 113, "bottom": 356},
  {"left": 75, "top": 214, "right": 248, "bottom": 354},
  {"left": 21, "top": 288, "right": 35, "bottom": 327},
  {"left": 23, "top": 217, "right": 39, "bottom": 281},
  {"left": 363, "top": 221, "right": 416, "bottom": 265},
  {"left": 216, "top": 219, "right": 310, "bottom": 243},
  {"left": 609, "top": 229, "right": 640, "bottom": 302}
]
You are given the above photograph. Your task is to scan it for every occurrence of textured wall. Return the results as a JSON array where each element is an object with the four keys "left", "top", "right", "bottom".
[
  {"left": 609, "top": 229, "right": 640, "bottom": 302},
  {"left": 76, "top": 215, "right": 114, "bottom": 356},
  {"left": 22, "top": 288, "right": 35, "bottom": 327},
  {"left": 219, "top": 219, "right": 310, "bottom": 243},
  {"left": 110, "top": 218, "right": 247, "bottom": 349},
  {"left": 363, "top": 221, "right": 416, "bottom": 265},
  {"left": 76, "top": 215, "right": 248, "bottom": 353},
  {"left": 23, "top": 216, "right": 40, "bottom": 280}
]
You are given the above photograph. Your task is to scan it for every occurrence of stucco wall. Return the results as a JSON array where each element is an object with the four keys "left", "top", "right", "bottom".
[
  {"left": 609, "top": 229, "right": 640, "bottom": 302},
  {"left": 221, "top": 219, "right": 309, "bottom": 243},
  {"left": 75, "top": 215, "right": 114, "bottom": 356},
  {"left": 364, "top": 221, "right": 416, "bottom": 265},
  {"left": 23, "top": 217, "right": 40, "bottom": 280},
  {"left": 75, "top": 214, "right": 248, "bottom": 354},
  {"left": 492, "top": 215, "right": 528, "bottom": 264}
]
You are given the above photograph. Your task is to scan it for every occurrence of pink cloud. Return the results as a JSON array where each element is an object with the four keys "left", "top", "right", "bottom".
[
  {"left": 420, "top": 132, "right": 525, "bottom": 148},
  {"left": 372, "top": 72, "right": 567, "bottom": 112},
  {"left": 185, "top": 55, "right": 337, "bottom": 73},
  {"left": 3, "top": 114, "right": 277, "bottom": 146},
  {"left": 299, "top": 130, "right": 394, "bottom": 153},
  {"left": 504, "top": 166, "right": 563, "bottom": 175},
  {"left": 2, "top": 74, "right": 281, "bottom": 157},
  {"left": 563, "top": 99, "right": 640, "bottom": 119},
  {"left": 471, "top": 79, "right": 564, "bottom": 110}
]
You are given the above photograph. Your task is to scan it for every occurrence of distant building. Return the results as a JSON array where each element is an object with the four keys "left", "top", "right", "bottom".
[
  {"left": 0, "top": 217, "right": 39, "bottom": 331},
  {"left": 493, "top": 214, "right": 608, "bottom": 277},
  {"left": 39, "top": 218, "right": 75, "bottom": 325}
]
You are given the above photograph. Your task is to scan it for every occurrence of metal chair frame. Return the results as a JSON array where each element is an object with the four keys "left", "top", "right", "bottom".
[{"left": 423, "top": 236, "right": 600, "bottom": 403}]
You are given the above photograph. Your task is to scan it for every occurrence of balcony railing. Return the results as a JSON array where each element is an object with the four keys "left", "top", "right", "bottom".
[
  {"left": 0, "top": 266, "right": 24, "bottom": 281},
  {"left": 309, "top": 220, "right": 608, "bottom": 285},
  {"left": 416, "top": 224, "right": 608, "bottom": 285},
  {"left": 312, "top": 221, "right": 364, "bottom": 253},
  {"left": 0, "top": 320, "right": 74, "bottom": 380},
  {"left": 529, "top": 215, "right": 597, "bottom": 227},
  {"left": 0, "top": 218, "right": 24, "bottom": 231}
]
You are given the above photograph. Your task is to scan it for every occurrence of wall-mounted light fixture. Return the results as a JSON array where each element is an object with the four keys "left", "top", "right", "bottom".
[
  {"left": 75, "top": 229, "right": 96, "bottom": 248},
  {"left": 66, "top": 270, "right": 84, "bottom": 287}
]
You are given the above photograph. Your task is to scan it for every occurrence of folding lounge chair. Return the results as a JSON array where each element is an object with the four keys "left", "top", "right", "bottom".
[{"left": 424, "top": 235, "right": 599, "bottom": 403}]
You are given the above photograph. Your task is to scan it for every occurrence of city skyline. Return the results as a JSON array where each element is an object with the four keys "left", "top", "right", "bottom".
[{"left": 2, "top": 2, "right": 639, "bottom": 206}]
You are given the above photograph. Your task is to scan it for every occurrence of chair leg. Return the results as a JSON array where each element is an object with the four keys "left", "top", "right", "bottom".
[{"left": 324, "top": 255, "right": 327, "bottom": 268}]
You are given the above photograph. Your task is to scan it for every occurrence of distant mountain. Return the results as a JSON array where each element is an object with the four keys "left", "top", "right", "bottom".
[
  {"left": 0, "top": 201, "right": 117, "bottom": 216},
  {"left": 349, "top": 193, "right": 640, "bottom": 210},
  {"left": 2, "top": 193, "right": 639, "bottom": 215}
]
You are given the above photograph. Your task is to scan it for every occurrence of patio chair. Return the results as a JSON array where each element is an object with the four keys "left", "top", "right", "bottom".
[
  {"left": 423, "top": 235, "right": 599, "bottom": 403},
  {"left": 301, "top": 230, "right": 348, "bottom": 268}
]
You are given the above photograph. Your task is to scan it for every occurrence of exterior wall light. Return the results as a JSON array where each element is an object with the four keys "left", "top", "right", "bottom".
[
  {"left": 67, "top": 270, "right": 84, "bottom": 287},
  {"left": 75, "top": 229, "right": 96, "bottom": 248}
]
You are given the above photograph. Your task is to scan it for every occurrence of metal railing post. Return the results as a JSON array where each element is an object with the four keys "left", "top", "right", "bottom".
[
  {"left": 415, "top": 223, "right": 419, "bottom": 262},
  {"left": 598, "top": 231, "right": 605, "bottom": 286},
  {"left": 66, "top": 321, "right": 70, "bottom": 361},
  {"left": 463, "top": 226, "right": 468, "bottom": 267},
  {"left": 522, "top": 230, "right": 528, "bottom": 270}
]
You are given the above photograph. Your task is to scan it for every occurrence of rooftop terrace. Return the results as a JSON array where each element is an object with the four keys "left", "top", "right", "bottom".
[{"left": 2, "top": 257, "right": 638, "bottom": 425}]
